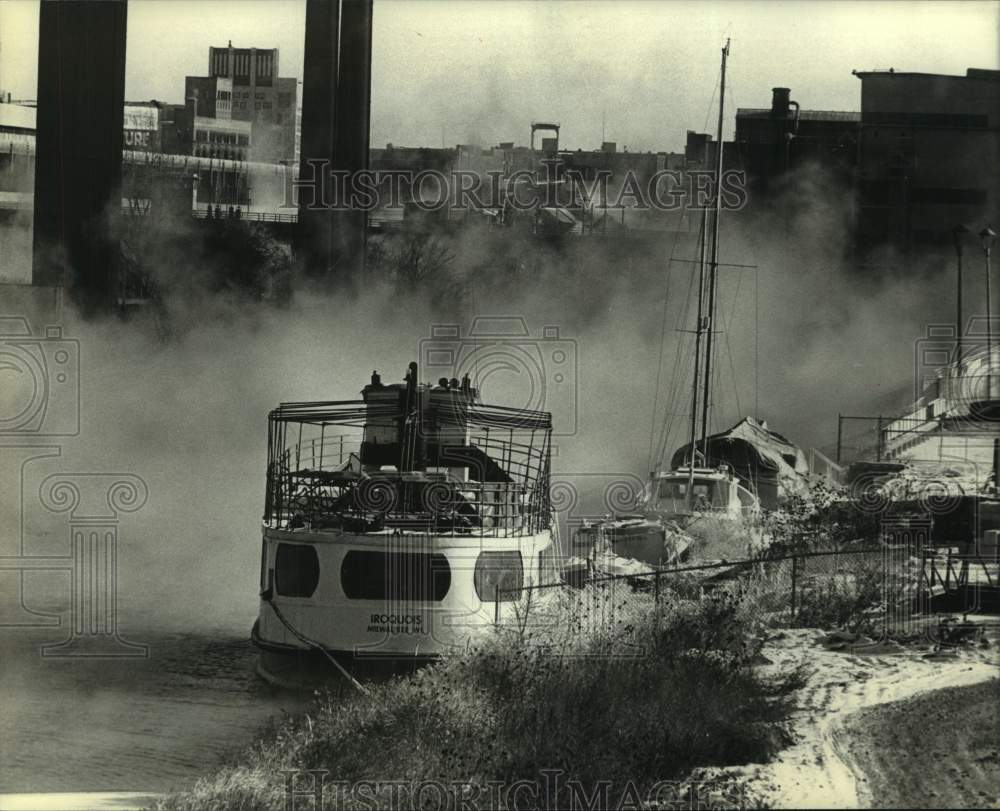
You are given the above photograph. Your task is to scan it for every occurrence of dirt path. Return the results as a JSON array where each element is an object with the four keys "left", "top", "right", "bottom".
[
  {"left": 836, "top": 679, "right": 1000, "bottom": 808},
  {"left": 692, "top": 628, "right": 999, "bottom": 808}
]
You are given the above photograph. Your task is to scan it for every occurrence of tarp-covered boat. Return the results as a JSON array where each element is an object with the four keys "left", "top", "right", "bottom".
[{"left": 670, "top": 417, "right": 810, "bottom": 511}]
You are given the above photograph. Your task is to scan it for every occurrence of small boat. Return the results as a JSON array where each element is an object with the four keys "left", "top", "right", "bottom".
[{"left": 251, "top": 362, "right": 554, "bottom": 684}]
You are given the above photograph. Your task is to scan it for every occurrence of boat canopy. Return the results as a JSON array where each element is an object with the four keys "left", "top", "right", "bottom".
[{"left": 670, "top": 417, "right": 809, "bottom": 510}]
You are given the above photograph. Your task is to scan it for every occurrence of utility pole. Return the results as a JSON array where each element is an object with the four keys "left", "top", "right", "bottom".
[
  {"left": 953, "top": 224, "right": 968, "bottom": 365},
  {"left": 981, "top": 227, "right": 997, "bottom": 398}
]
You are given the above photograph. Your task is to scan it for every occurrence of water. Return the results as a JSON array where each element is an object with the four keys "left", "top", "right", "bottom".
[{"left": 0, "top": 616, "right": 314, "bottom": 794}]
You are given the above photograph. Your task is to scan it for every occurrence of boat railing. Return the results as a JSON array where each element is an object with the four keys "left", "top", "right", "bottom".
[
  {"left": 267, "top": 466, "right": 547, "bottom": 536},
  {"left": 292, "top": 432, "right": 362, "bottom": 472},
  {"left": 264, "top": 399, "right": 552, "bottom": 538}
]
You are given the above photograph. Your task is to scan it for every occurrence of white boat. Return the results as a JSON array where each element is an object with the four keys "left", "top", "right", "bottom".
[
  {"left": 637, "top": 464, "right": 760, "bottom": 523},
  {"left": 251, "top": 363, "right": 554, "bottom": 683},
  {"left": 571, "top": 465, "right": 758, "bottom": 571}
]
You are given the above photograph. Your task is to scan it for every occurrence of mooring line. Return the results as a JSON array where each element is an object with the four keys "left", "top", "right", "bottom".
[{"left": 264, "top": 597, "right": 371, "bottom": 696}]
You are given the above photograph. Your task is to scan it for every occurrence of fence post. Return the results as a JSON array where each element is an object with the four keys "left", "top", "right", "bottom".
[
  {"left": 654, "top": 571, "right": 660, "bottom": 605},
  {"left": 494, "top": 584, "right": 500, "bottom": 625},
  {"left": 790, "top": 556, "right": 798, "bottom": 621}
]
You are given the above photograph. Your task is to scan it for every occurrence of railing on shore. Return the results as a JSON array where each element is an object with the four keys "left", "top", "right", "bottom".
[{"left": 495, "top": 545, "right": 1000, "bottom": 627}]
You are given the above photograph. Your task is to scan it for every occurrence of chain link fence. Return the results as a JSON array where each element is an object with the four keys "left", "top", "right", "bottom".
[{"left": 497, "top": 546, "right": 971, "bottom": 642}]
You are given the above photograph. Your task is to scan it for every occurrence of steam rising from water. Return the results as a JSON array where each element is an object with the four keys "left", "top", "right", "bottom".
[{"left": 7, "top": 162, "right": 955, "bottom": 629}]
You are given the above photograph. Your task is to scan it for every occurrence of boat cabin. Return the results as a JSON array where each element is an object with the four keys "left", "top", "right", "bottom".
[{"left": 640, "top": 465, "right": 759, "bottom": 520}]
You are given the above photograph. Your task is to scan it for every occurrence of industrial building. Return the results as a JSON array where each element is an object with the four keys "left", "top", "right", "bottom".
[
  {"left": 186, "top": 44, "right": 299, "bottom": 164},
  {"left": 854, "top": 67, "right": 1000, "bottom": 267},
  {"left": 734, "top": 87, "right": 859, "bottom": 195}
]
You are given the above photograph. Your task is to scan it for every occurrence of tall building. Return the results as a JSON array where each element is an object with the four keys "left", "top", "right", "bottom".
[
  {"left": 854, "top": 68, "right": 1000, "bottom": 267},
  {"left": 186, "top": 44, "right": 298, "bottom": 163}
]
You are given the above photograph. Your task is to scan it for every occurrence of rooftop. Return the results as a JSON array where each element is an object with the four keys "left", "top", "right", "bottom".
[
  {"left": 852, "top": 67, "right": 1000, "bottom": 81},
  {"left": 0, "top": 103, "right": 36, "bottom": 131},
  {"left": 736, "top": 108, "right": 860, "bottom": 123}
]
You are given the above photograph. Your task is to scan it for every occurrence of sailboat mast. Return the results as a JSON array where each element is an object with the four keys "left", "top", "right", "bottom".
[
  {"left": 685, "top": 207, "right": 709, "bottom": 505},
  {"left": 700, "top": 37, "right": 730, "bottom": 450},
  {"left": 687, "top": 210, "right": 709, "bottom": 459}
]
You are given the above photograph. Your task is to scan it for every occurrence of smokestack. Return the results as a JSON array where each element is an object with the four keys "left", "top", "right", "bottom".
[
  {"left": 332, "top": 0, "right": 373, "bottom": 279},
  {"left": 771, "top": 87, "right": 791, "bottom": 118},
  {"left": 32, "top": 0, "right": 128, "bottom": 312}
]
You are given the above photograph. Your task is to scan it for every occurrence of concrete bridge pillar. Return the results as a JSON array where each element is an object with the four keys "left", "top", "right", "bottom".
[
  {"left": 31, "top": 0, "right": 128, "bottom": 313},
  {"left": 298, "top": 0, "right": 372, "bottom": 281}
]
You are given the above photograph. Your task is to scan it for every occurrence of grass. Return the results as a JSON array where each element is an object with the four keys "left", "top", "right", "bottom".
[{"left": 153, "top": 585, "right": 804, "bottom": 811}]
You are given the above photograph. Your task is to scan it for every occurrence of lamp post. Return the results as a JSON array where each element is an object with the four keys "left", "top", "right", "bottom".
[
  {"left": 954, "top": 224, "right": 969, "bottom": 365},
  {"left": 981, "top": 226, "right": 997, "bottom": 398}
]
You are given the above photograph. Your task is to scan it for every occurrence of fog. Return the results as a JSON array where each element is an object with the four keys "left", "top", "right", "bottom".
[{"left": 0, "top": 157, "right": 961, "bottom": 631}]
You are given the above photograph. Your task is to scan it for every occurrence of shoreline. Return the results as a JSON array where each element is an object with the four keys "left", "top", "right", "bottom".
[{"left": 689, "top": 627, "right": 1000, "bottom": 809}]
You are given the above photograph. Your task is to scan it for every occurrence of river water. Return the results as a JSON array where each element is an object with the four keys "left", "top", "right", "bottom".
[{"left": 0, "top": 608, "right": 314, "bottom": 794}]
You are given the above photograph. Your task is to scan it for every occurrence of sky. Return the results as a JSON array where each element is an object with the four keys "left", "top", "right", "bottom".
[{"left": 0, "top": 0, "right": 998, "bottom": 152}]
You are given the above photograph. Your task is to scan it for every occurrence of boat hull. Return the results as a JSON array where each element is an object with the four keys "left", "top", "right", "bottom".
[{"left": 252, "top": 525, "right": 553, "bottom": 668}]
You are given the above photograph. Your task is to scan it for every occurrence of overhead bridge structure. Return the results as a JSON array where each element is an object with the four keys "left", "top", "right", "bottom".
[{"left": 30, "top": 0, "right": 373, "bottom": 311}]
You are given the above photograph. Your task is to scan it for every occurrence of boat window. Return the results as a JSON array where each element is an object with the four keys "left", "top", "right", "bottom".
[
  {"left": 341, "top": 550, "right": 451, "bottom": 601},
  {"left": 274, "top": 543, "right": 320, "bottom": 598},
  {"left": 656, "top": 479, "right": 726, "bottom": 511},
  {"left": 474, "top": 551, "right": 523, "bottom": 602}
]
